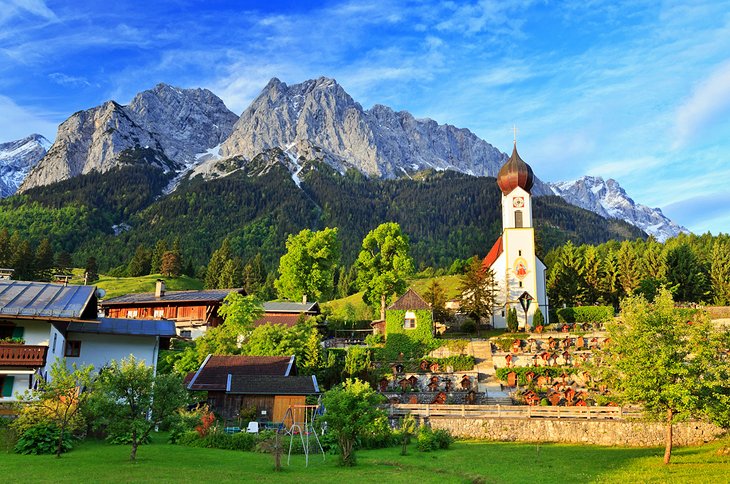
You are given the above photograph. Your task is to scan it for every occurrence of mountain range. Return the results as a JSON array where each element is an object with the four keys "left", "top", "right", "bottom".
[{"left": 2, "top": 77, "right": 686, "bottom": 241}]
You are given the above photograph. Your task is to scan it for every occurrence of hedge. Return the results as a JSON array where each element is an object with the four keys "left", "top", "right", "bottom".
[{"left": 556, "top": 306, "right": 614, "bottom": 324}]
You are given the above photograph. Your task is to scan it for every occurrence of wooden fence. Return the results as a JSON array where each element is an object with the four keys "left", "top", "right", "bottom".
[{"left": 388, "top": 403, "right": 643, "bottom": 420}]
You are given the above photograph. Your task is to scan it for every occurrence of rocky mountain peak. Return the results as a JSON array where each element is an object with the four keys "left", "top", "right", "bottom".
[
  {"left": 19, "top": 84, "right": 238, "bottom": 192},
  {"left": 547, "top": 175, "right": 688, "bottom": 241}
]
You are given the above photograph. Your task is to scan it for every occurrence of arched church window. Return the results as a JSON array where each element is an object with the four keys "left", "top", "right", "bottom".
[{"left": 515, "top": 210, "right": 523, "bottom": 228}]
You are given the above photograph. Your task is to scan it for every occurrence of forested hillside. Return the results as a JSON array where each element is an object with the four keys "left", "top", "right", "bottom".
[{"left": 0, "top": 153, "right": 646, "bottom": 274}]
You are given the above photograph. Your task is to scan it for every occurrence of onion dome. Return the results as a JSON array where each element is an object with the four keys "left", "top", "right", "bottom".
[{"left": 497, "top": 143, "right": 534, "bottom": 195}]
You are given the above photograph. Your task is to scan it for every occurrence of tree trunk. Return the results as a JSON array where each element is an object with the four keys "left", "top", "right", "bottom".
[
  {"left": 130, "top": 440, "right": 139, "bottom": 461},
  {"left": 664, "top": 408, "right": 673, "bottom": 465},
  {"left": 56, "top": 422, "right": 66, "bottom": 458},
  {"left": 380, "top": 294, "right": 386, "bottom": 321}
]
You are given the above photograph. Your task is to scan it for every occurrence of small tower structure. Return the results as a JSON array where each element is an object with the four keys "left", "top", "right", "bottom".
[{"left": 482, "top": 141, "right": 548, "bottom": 329}]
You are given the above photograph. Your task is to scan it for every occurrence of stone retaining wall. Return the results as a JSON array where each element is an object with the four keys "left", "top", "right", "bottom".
[{"left": 429, "top": 417, "right": 724, "bottom": 447}]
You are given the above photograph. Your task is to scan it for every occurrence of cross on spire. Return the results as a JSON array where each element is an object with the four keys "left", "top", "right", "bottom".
[{"left": 513, "top": 124, "right": 518, "bottom": 145}]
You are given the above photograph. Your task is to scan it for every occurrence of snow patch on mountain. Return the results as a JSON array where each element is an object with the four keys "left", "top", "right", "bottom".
[
  {"left": 0, "top": 134, "right": 51, "bottom": 197},
  {"left": 548, "top": 176, "right": 689, "bottom": 241}
]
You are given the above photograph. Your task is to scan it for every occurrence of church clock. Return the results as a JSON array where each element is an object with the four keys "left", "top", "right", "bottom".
[{"left": 512, "top": 196, "right": 525, "bottom": 208}]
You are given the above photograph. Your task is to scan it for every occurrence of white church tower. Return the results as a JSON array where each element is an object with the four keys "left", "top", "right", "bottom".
[{"left": 481, "top": 141, "right": 549, "bottom": 329}]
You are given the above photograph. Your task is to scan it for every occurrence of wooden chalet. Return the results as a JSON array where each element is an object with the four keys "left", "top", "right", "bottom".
[
  {"left": 186, "top": 355, "right": 319, "bottom": 422},
  {"left": 99, "top": 280, "right": 244, "bottom": 338},
  {"left": 254, "top": 300, "right": 321, "bottom": 329}
]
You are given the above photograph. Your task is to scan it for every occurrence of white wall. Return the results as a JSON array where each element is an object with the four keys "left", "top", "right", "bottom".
[{"left": 64, "top": 332, "right": 159, "bottom": 374}]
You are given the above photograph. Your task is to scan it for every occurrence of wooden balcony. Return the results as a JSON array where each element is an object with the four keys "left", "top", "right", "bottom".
[{"left": 0, "top": 344, "right": 47, "bottom": 367}]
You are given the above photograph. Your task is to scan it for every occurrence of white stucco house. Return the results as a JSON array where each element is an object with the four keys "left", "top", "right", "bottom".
[{"left": 0, "top": 280, "right": 176, "bottom": 402}]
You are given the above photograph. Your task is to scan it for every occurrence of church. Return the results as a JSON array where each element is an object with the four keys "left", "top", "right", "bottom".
[{"left": 481, "top": 142, "right": 549, "bottom": 329}]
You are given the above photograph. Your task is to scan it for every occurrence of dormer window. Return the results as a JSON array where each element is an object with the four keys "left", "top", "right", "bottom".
[{"left": 404, "top": 311, "right": 417, "bottom": 329}]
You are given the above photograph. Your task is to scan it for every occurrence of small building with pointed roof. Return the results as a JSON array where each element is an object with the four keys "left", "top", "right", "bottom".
[{"left": 381, "top": 288, "right": 435, "bottom": 346}]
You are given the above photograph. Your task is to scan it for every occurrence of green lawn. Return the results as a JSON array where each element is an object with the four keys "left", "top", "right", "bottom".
[
  {"left": 2, "top": 433, "right": 728, "bottom": 483},
  {"left": 94, "top": 274, "right": 204, "bottom": 299}
]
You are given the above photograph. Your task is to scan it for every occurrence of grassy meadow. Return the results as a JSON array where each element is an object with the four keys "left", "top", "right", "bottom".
[{"left": 1, "top": 432, "right": 728, "bottom": 483}]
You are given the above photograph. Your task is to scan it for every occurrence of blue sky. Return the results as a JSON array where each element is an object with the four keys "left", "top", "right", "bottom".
[{"left": 1, "top": 0, "right": 729, "bottom": 234}]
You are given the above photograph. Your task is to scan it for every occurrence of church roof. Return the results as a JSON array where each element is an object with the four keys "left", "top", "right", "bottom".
[
  {"left": 482, "top": 236, "right": 503, "bottom": 270},
  {"left": 497, "top": 144, "right": 534, "bottom": 195},
  {"left": 388, "top": 288, "right": 430, "bottom": 310}
]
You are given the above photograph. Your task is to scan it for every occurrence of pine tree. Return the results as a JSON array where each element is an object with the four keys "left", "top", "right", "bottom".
[
  {"left": 666, "top": 243, "right": 708, "bottom": 303},
  {"left": 85, "top": 257, "right": 99, "bottom": 283},
  {"left": 0, "top": 228, "right": 10, "bottom": 268},
  {"left": 710, "top": 239, "right": 730, "bottom": 305},
  {"left": 205, "top": 238, "right": 232, "bottom": 289},
  {"left": 582, "top": 245, "right": 602, "bottom": 305},
  {"left": 506, "top": 307, "right": 518, "bottom": 333},
  {"left": 127, "top": 244, "right": 152, "bottom": 277},
  {"left": 423, "top": 279, "right": 450, "bottom": 323},
  {"left": 55, "top": 251, "right": 73, "bottom": 273},
  {"left": 617, "top": 241, "right": 640, "bottom": 297},
  {"left": 34, "top": 238, "right": 55, "bottom": 281},
  {"left": 243, "top": 253, "right": 266, "bottom": 296},
  {"left": 150, "top": 239, "right": 168, "bottom": 274},
  {"left": 458, "top": 257, "right": 498, "bottom": 326},
  {"left": 218, "top": 257, "right": 244, "bottom": 289},
  {"left": 11, "top": 235, "right": 35, "bottom": 280},
  {"left": 161, "top": 251, "right": 182, "bottom": 277},
  {"left": 547, "top": 242, "right": 586, "bottom": 308},
  {"left": 600, "top": 249, "right": 620, "bottom": 309}
]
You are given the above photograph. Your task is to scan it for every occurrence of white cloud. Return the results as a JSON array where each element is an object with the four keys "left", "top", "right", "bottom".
[
  {"left": 0, "top": 95, "right": 58, "bottom": 141},
  {"left": 0, "top": 0, "right": 57, "bottom": 25},
  {"left": 48, "top": 72, "right": 90, "bottom": 87},
  {"left": 673, "top": 60, "right": 730, "bottom": 148}
]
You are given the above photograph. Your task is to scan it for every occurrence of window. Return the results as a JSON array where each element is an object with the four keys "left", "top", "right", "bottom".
[
  {"left": 154, "top": 309, "right": 164, "bottom": 319},
  {"left": 518, "top": 250, "right": 522, "bottom": 256},
  {"left": 52, "top": 333, "right": 57, "bottom": 353},
  {"left": 126, "top": 309, "right": 138, "bottom": 318},
  {"left": 404, "top": 311, "right": 417, "bottom": 329},
  {"left": 180, "top": 330, "right": 192, "bottom": 339},
  {"left": 64, "top": 340, "right": 81, "bottom": 357},
  {"left": 519, "top": 281, "right": 523, "bottom": 287},
  {"left": 514, "top": 210, "right": 523, "bottom": 228}
]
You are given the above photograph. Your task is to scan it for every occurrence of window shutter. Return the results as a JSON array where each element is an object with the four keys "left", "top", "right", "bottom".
[
  {"left": 1, "top": 376, "right": 14, "bottom": 397},
  {"left": 11, "top": 326, "right": 24, "bottom": 339}
]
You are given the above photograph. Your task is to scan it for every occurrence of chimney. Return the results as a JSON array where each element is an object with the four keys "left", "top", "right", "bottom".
[
  {"left": 302, "top": 294, "right": 307, "bottom": 305},
  {"left": 155, "top": 279, "right": 166, "bottom": 298}
]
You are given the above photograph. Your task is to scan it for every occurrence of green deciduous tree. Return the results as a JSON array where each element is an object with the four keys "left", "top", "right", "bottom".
[
  {"left": 92, "top": 356, "right": 187, "bottom": 461},
  {"left": 321, "top": 379, "right": 385, "bottom": 466},
  {"left": 596, "top": 289, "right": 730, "bottom": 464},
  {"left": 275, "top": 227, "right": 340, "bottom": 302},
  {"left": 356, "top": 223, "right": 414, "bottom": 320},
  {"left": 14, "top": 360, "right": 94, "bottom": 457}
]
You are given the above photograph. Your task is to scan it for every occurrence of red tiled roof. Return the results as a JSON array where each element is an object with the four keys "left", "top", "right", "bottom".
[
  {"left": 481, "top": 236, "right": 503, "bottom": 270},
  {"left": 187, "top": 355, "right": 294, "bottom": 391}
]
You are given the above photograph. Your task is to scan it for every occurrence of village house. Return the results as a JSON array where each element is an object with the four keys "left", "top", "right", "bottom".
[
  {"left": 99, "top": 280, "right": 244, "bottom": 338},
  {"left": 187, "top": 354, "right": 319, "bottom": 423},
  {"left": 254, "top": 300, "right": 321, "bottom": 328},
  {"left": 372, "top": 288, "right": 435, "bottom": 342},
  {"left": 0, "top": 280, "right": 174, "bottom": 402}
]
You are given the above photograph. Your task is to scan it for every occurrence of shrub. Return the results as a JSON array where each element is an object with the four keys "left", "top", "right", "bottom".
[
  {"left": 460, "top": 319, "right": 477, "bottom": 334},
  {"left": 106, "top": 429, "right": 152, "bottom": 446},
  {"left": 432, "top": 428, "right": 454, "bottom": 449},
  {"left": 533, "top": 308, "right": 545, "bottom": 328},
  {"left": 507, "top": 308, "right": 518, "bottom": 332},
  {"left": 416, "top": 425, "right": 438, "bottom": 452},
  {"left": 437, "top": 355, "right": 476, "bottom": 371},
  {"left": 445, "top": 339, "right": 469, "bottom": 354},
  {"left": 364, "top": 333, "right": 385, "bottom": 347},
  {"left": 14, "top": 423, "right": 72, "bottom": 455},
  {"left": 556, "top": 306, "right": 613, "bottom": 325}
]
